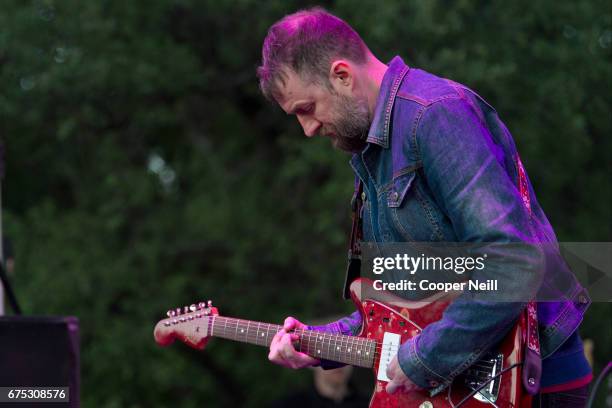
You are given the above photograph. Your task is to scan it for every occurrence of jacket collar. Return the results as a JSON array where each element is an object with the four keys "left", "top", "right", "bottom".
[{"left": 366, "top": 56, "right": 410, "bottom": 149}]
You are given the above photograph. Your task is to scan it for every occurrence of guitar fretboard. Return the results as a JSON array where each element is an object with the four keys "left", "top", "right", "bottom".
[{"left": 209, "top": 316, "right": 376, "bottom": 368}]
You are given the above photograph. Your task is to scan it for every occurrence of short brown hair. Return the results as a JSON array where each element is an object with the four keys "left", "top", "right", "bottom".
[{"left": 257, "top": 7, "right": 369, "bottom": 101}]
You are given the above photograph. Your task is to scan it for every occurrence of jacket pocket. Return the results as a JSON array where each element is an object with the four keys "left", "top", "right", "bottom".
[
  {"left": 387, "top": 171, "right": 416, "bottom": 208},
  {"left": 386, "top": 171, "right": 447, "bottom": 241}
]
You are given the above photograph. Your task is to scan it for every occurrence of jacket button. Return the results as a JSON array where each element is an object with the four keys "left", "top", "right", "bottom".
[
  {"left": 390, "top": 191, "right": 399, "bottom": 201},
  {"left": 361, "top": 192, "right": 366, "bottom": 201},
  {"left": 429, "top": 380, "right": 439, "bottom": 387},
  {"left": 578, "top": 295, "right": 588, "bottom": 304}
]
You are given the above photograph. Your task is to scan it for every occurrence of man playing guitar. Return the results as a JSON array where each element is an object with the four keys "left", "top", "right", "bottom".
[{"left": 258, "top": 7, "right": 592, "bottom": 407}]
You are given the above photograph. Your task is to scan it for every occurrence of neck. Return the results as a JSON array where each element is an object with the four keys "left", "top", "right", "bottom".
[{"left": 363, "top": 56, "right": 389, "bottom": 117}]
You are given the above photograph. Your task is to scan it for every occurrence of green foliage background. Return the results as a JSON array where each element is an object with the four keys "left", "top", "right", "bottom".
[{"left": 1, "top": 0, "right": 610, "bottom": 406}]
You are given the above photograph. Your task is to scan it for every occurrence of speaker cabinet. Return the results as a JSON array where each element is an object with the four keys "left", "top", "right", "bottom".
[{"left": 0, "top": 316, "right": 79, "bottom": 407}]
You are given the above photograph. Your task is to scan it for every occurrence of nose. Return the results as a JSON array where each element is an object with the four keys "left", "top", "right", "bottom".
[{"left": 297, "top": 115, "right": 321, "bottom": 138}]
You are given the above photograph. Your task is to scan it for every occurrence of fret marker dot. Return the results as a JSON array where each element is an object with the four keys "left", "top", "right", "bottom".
[
  {"left": 240, "top": 329, "right": 244, "bottom": 333},
  {"left": 358, "top": 350, "right": 361, "bottom": 354},
  {"left": 261, "top": 333, "right": 265, "bottom": 337},
  {"left": 319, "top": 336, "right": 322, "bottom": 340},
  {"left": 348, "top": 349, "right": 351, "bottom": 352},
  {"left": 317, "top": 350, "right": 321, "bottom": 354},
  {"left": 337, "top": 347, "right": 340, "bottom": 350}
]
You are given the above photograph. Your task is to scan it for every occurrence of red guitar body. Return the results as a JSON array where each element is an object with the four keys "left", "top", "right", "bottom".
[{"left": 349, "top": 278, "right": 531, "bottom": 408}]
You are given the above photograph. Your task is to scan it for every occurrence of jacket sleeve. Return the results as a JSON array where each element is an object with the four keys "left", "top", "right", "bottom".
[
  {"left": 307, "top": 310, "right": 362, "bottom": 369},
  {"left": 397, "top": 96, "right": 543, "bottom": 394}
]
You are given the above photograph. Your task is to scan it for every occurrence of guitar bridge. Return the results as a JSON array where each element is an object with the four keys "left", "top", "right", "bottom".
[{"left": 460, "top": 352, "right": 503, "bottom": 403}]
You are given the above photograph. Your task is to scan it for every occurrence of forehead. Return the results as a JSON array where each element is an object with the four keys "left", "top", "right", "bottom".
[{"left": 275, "top": 70, "right": 328, "bottom": 113}]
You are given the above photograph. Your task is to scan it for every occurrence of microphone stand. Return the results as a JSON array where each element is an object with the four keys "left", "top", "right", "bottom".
[{"left": 0, "top": 139, "right": 21, "bottom": 315}]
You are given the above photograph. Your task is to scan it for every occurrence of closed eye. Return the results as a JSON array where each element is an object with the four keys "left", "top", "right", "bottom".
[{"left": 295, "top": 104, "right": 314, "bottom": 115}]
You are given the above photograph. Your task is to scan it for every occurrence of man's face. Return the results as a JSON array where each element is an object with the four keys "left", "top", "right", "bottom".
[{"left": 276, "top": 69, "right": 370, "bottom": 153}]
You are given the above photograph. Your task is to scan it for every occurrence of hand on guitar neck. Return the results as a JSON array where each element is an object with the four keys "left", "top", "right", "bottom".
[
  {"left": 268, "top": 317, "right": 320, "bottom": 369},
  {"left": 268, "top": 316, "right": 421, "bottom": 395}
]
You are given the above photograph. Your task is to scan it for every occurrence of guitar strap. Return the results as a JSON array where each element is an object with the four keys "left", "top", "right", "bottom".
[
  {"left": 523, "top": 301, "right": 542, "bottom": 394},
  {"left": 342, "top": 178, "right": 363, "bottom": 300},
  {"left": 517, "top": 153, "right": 542, "bottom": 395}
]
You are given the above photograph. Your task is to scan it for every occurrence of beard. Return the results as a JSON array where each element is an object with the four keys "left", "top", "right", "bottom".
[{"left": 323, "top": 93, "right": 371, "bottom": 154}]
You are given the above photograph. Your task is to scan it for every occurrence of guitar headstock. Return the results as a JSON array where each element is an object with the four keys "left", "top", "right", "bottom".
[{"left": 153, "top": 300, "right": 218, "bottom": 350}]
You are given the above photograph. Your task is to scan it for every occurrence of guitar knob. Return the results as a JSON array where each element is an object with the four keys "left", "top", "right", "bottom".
[
  {"left": 167, "top": 310, "right": 174, "bottom": 317},
  {"left": 175, "top": 307, "right": 181, "bottom": 316},
  {"left": 183, "top": 306, "right": 190, "bottom": 314},
  {"left": 198, "top": 302, "right": 206, "bottom": 310},
  {"left": 189, "top": 304, "right": 197, "bottom": 312},
  {"left": 207, "top": 300, "right": 213, "bottom": 307}
]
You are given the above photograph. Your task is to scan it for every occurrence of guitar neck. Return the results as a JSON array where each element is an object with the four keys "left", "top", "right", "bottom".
[{"left": 210, "top": 316, "right": 375, "bottom": 368}]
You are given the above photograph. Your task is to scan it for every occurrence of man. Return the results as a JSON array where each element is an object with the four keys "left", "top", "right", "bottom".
[{"left": 257, "top": 8, "right": 592, "bottom": 407}]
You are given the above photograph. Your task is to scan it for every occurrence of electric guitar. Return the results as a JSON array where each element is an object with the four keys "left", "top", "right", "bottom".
[{"left": 154, "top": 278, "right": 531, "bottom": 407}]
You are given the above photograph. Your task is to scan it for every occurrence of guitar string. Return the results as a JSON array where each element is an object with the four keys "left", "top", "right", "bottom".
[
  {"left": 210, "top": 323, "right": 497, "bottom": 378},
  {"left": 211, "top": 317, "right": 377, "bottom": 365},
  {"left": 204, "top": 318, "right": 459, "bottom": 365},
  {"left": 215, "top": 321, "right": 376, "bottom": 362},
  {"left": 178, "top": 313, "right": 416, "bottom": 356},
  {"left": 210, "top": 321, "right": 498, "bottom": 378},
  {"left": 206, "top": 317, "right": 488, "bottom": 362},
  {"left": 207, "top": 317, "right": 497, "bottom": 371}
]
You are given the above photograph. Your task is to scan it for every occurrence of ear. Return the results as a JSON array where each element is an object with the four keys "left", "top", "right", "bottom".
[{"left": 329, "top": 60, "right": 354, "bottom": 93}]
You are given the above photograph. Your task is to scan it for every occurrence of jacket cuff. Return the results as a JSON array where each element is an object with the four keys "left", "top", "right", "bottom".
[
  {"left": 397, "top": 336, "right": 449, "bottom": 395},
  {"left": 307, "top": 323, "right": 347, "bottom": 370}
]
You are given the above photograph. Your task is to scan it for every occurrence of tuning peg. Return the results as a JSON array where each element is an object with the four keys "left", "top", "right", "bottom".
[{"left": 189, "top": 304, "right": 197, "bottom": 312}]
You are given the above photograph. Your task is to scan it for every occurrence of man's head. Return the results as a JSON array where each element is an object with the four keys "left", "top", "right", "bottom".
[{"left": 257, "top": 8, "right": 376, "bottom": 153}]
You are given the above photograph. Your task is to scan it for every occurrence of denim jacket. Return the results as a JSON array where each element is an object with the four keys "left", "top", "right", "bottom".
[{"left": 312, "top": 57, "right": 590, "bottom": 394}]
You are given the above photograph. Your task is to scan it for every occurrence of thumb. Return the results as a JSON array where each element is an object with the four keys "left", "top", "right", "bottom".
[{"left": 386, "top": 378, "right": 401, "bottom": 395}]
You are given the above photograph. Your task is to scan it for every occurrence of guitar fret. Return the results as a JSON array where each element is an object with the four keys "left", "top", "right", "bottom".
[
  {"left": 342, "top": 330, "right": 349, "bottom": 365},
  {"left": 332, "top": 333, "right": 338, "bottom": 362},
  {"left": 263, "top": 322, "right": 270, "bottom": 345}
]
